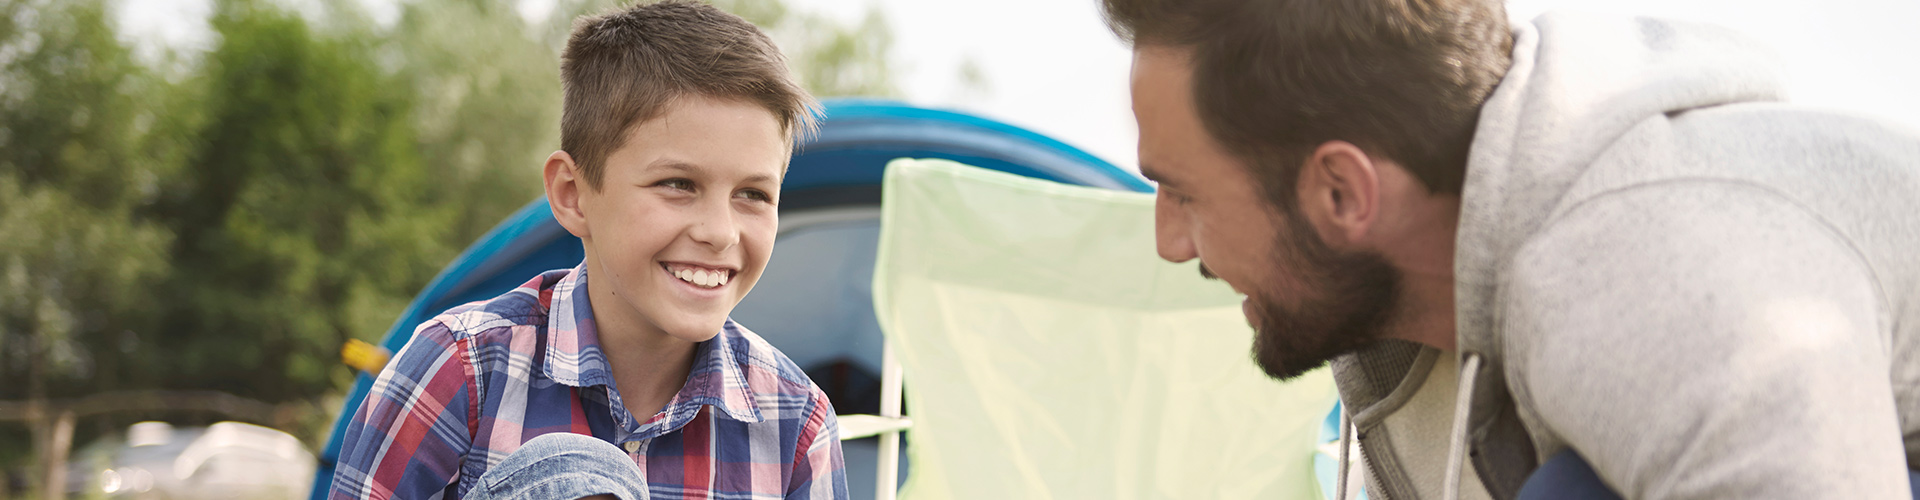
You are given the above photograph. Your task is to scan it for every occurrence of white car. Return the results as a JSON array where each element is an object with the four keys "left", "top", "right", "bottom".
[{"left": 68, "top": 421, "right": 314, "bottom": 499}]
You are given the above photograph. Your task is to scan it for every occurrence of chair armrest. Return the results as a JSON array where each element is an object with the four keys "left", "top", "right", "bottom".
[{"left": 836, "top": 414, "right": 914, "bottom": 441}]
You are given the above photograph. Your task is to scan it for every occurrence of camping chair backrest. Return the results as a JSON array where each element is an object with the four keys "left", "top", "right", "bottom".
[{"left": 865, "top": 159, "right": 1337, "bottom": 499}]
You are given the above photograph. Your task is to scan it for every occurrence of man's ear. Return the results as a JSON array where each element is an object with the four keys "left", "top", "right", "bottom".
[
  {"left": 1296, "top": 141, "right": 1380, "bottom": 246},
  {"left": 544, "top": 151, "right": 591, "bottom": 239}
]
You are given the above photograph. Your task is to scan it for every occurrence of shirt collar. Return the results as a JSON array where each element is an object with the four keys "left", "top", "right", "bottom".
[{"left": 541, "top": 262, "right": 763, "bottom": 425}]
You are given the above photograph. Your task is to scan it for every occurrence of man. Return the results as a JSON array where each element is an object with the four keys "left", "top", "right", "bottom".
[{"left": 1103, "top": 0, "right": 1920, "bottom": 498}]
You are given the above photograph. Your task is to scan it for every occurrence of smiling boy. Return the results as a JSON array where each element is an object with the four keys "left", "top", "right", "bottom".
[{"left": 329, "top": 2, "right": 846, "bottom": 499}]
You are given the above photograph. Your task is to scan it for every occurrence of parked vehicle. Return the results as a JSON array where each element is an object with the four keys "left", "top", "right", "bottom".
[{"left": 68, "top": 421, "right": 314, "bottom": 499}]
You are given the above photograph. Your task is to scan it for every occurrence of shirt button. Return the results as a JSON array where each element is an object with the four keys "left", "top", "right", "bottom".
[{"left": 623, "top": 441, "right": 640, "bottom": 453}]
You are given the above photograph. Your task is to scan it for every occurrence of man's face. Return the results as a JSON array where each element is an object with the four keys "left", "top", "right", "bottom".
[
  {"left": 1131, "top": 47, "right": 1400, "bottom": 380},
  {"left": 574, "top": 95, "right": 787, "bottom": 344}
]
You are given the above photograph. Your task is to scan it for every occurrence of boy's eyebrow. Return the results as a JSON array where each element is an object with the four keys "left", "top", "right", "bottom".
[
  {"left": 647, "top": 158, "right": 779, "bottom": 184},
  {"left": 647, "top": 159, "right": 700, "bottom": 174}
]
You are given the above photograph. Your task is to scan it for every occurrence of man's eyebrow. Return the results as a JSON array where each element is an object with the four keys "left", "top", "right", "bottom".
[{"left": 1139, "top": 162, "right": 1172, "bottom": 186}]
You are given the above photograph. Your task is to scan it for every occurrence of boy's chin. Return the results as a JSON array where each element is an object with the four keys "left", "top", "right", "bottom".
[{"left": 658, "top": 318, "right": 728, "bottom": 344}]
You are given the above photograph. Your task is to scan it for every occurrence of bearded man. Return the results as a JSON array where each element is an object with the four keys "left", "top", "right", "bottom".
[{"left": 1105, "top": 0, "right": 1920, "bottom": 498}]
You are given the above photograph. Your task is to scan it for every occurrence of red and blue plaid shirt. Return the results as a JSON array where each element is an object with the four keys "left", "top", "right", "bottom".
[{"left": 330, "top": 263, "right": 847, "bottom": 499}]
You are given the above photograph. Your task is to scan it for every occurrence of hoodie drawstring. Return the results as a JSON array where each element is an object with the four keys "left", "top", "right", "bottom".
[{"left": 1443, "top": 353, "right": 1483, "bottom": 500}]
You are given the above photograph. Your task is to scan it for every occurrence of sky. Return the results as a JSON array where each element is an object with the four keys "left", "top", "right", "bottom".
[
  {"left": 790, "top": 0, "right": 1920, "bottom": 171},
  {"left": 118, "top": 0, "right": 1920, "bottom": 172}
]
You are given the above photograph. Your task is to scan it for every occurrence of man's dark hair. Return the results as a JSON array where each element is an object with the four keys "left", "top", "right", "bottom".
[
  {"left": 562, "top": 0, "right": 818, "bottom": 189},
  {"left": 1103, "top": 0, "right": 1511, "bottom": 204}
]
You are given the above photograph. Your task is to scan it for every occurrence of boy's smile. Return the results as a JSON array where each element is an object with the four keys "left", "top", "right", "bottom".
[
  {"left": 547, "top": 95, "right": 789, "bottom": 346},
  {"left": 662, "top": 262, "right": 737, "bottom": 289}
]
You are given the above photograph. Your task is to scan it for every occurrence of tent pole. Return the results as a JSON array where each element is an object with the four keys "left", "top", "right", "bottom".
[{"left": 875, "top": 341, "right": 904, "bottom": 500}]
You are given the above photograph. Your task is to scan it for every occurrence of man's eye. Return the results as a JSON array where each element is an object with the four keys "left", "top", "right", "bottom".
[{"left": 658, "top": 178, "right": 694, "bottom": 191}]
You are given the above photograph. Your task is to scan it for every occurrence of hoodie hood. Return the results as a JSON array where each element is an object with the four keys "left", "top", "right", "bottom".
[
  {"left": 1454, "top": 11, "right": 1787, "bottom": 360},
  {"left": 1330, "top": 13, "right": 1800, "bottom": 499}
]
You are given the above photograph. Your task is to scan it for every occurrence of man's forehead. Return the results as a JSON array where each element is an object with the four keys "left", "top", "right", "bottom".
[
  {"left": 1132, "top": 46, "right": 1202, "bottom": 188},
  {"left": 1132, "top": 45, "right": 1193, "bottom": 71},
  {"left": 1130, "top": 47, "right": 1191, "bottom": 103}
]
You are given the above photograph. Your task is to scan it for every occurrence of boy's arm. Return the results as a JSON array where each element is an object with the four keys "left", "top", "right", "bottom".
[
  {"left": 330, "top": 321, "right": 478, "bottom": 500},
  {"left": 786, "top": 389, "right": 849, "bottom": 499},
  {"left": 1503, "top": 187, "right": 1909, "bottom": 498}
]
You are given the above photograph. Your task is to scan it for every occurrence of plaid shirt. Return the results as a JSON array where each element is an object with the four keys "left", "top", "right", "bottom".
[{"left": 330, "top": 263, "right": 847, "bottom": 500}]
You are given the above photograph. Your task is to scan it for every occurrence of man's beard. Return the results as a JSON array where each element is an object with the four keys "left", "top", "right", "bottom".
[{"left": 1241, "top": 211, "right": 1401, "bottom": 381}]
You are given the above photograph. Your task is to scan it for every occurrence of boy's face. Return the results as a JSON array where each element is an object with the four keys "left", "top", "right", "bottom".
[{"left": 558, "top": 96, "right": 787, "bottom": 344}]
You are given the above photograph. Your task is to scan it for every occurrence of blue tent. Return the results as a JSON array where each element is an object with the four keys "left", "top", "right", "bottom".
[{"left": 310, "top": 99, "right": 1151, "bottom": 499}]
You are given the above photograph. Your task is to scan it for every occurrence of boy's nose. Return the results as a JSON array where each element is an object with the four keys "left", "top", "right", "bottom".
[{"left": 687, "top": 199, "right": 740, "bottom": 251}]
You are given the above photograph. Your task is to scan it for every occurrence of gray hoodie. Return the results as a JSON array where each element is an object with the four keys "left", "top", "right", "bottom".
[{"left": 1333, "top": 11, "right": 1920, "bottom": 499}]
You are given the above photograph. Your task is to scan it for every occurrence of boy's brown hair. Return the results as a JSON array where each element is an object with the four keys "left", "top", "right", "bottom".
[
  {"left": 1102, "top": 0, "right": 1510, "bottom": 206},
  {"left": 561, "top": 0, "right": 818, "bottom": 189}
]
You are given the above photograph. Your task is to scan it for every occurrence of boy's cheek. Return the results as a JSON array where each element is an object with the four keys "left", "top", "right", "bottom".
[{"left": 742, "top": 217, "right": 778, "bottom": 250}]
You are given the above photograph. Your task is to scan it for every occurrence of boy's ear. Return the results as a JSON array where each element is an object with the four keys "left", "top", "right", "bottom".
[{"left": 545, "top": 150, "right": 591, "bottom": 239}]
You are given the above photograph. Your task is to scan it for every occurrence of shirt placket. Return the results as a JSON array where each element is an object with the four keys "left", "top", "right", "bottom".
[
  {"left": 602, "top": 385, "right": 654, "bottom": 466},
  {"left": 623, "top": 439, "right": 649, "bottom": 469}
]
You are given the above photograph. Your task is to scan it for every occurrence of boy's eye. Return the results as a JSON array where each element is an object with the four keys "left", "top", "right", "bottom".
[
  {"left": 735, "top": 189, "right": 773, "bottom": 203},
  {"left": 658, "top": 178, "right": 694, "bottom": 191}
]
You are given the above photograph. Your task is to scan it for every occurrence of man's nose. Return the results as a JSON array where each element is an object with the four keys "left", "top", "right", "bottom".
[{"left": 1155, "top": 194, "right": 1196, "bottom": 263}]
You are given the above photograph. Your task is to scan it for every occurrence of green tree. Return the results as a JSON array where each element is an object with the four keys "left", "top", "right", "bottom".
[
  {"left": 558, "top": 0, "right": 901, "bottom": 98},
  {"left": 146, "top": 0, "right": 444, "bottom": 404},
  {"left": 0, "top": 0, "right": 181, "bottom": 490},
  {"left": 0, "top": 0, "right": 905, "bottom": 483},
  {"left": 788, "top": 7, "right": 898, "bottom": 98},
  {"left": 387, "top": 0, "right": 558, "bottom": 245}
]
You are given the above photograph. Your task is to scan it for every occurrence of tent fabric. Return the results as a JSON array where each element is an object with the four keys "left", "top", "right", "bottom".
[{"left": 872, "top": 158, "right": 1337, "bottom": 499}]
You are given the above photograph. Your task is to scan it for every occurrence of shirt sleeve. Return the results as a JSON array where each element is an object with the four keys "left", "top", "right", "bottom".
[
  {"left": 785, "top": 388, "right": 849, "bottom": 499},
  {"left": 330, "top": 320, "right": 478, "bottom": 500},
  {"left": 1503, "top": 186, "right": 1910, "bottom": 498}
]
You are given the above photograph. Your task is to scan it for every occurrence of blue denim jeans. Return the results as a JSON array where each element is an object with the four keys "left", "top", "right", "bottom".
[
  {"left": 463, "top": 432, "right": 650, "bottom": 500},
  {"left": 1518, "top": 450, "right": 1920, "bottom": 499}
]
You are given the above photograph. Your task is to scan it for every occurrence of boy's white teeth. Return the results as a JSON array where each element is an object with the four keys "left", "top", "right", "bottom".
[{"left": 672, "top": 267, "right": 728, "bottom": 288}]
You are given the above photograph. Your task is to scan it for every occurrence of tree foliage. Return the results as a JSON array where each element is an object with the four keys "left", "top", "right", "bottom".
[
  {"left": 0, "top": 0, "right": 899, "bottom": 467},
  {"left": 0, "top": 0, "right": 180, "bottom": 466}
]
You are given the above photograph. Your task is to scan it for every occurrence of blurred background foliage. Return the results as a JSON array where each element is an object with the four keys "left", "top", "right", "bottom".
[{"left": 0, "top": 0, "right": 897, "bottom": 473}]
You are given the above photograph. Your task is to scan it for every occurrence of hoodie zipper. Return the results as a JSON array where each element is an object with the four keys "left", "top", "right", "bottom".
[{"left": 1355, "top": 425, "right": 1421, "bottom": 500}]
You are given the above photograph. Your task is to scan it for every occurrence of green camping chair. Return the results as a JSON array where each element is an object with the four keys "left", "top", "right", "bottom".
[{"left": 844, "top": 158, "right": 1337, "bottom": 500}]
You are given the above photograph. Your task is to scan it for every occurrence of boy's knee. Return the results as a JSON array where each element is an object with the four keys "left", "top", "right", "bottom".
[
  {"left": 476, "top": 432, "right": 647, "bottom": 500},
  {"left": 515, "top": 432, "right": 625, "bottom": 460},
  {"left": 493, "top": 432, "right": 637, "bottom": 476}
]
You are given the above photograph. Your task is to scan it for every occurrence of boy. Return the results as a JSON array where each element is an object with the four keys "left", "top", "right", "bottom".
[{"left": 329, "top": 2, "right": 846, "bottom": 499}]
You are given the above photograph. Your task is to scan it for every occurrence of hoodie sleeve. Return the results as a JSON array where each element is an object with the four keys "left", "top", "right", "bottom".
[{"left": 1500, "top": 183, "right": 1909, "bottom": 498}]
